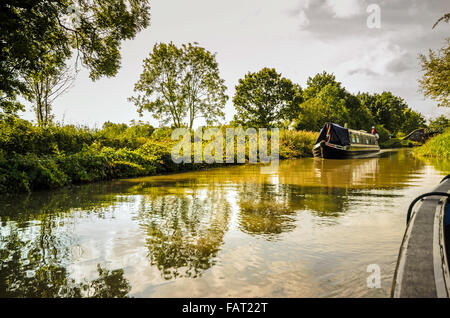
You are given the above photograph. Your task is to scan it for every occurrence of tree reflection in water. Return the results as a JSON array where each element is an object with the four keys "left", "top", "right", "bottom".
[
  {"left": 237, "top": 183, "right": 349, "bottom": 239},
  {"left": 0, "top": 149, "right": 433, "bottom": 295},
  {"left": 135, "top": 186, "right": 231, "bottom": 280},
  {"left": 0, "top": 228, "right": 130, "bottom": 297}
]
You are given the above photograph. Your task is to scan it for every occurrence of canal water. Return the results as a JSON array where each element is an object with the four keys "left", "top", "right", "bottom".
[{"left": 0, "top": 149, "right": 448, "bottom": 297}]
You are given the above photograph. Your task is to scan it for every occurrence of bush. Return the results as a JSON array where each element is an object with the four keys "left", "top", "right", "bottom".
[
  {"left": 0, "top": 118, "right": 95, "bottom": 155},
  {"left": 0, "top": 118, "right": 323, "bottom": 194},
  {"left": 375, "top": 125, "right": 390, "bottom": 143},
  {"left": 279, "top": 130, "right": 318, "bottom": 158},
  {"left": 97, "top": 121, "right": 154, "bottom": 149}
]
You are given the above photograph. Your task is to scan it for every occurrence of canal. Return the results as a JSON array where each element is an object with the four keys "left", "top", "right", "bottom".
[{"left": 0, "top": 149, "right": 448, "bottom": 297}]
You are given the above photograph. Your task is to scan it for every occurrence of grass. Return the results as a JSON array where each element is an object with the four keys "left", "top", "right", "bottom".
[{"left": 414, "top": 128, "right": 450, "bottom": 158}]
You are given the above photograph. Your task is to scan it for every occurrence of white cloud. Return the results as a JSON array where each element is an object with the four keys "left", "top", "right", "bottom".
[
  {"left": 297, "top": 10, "right": 311, "bottom": 27},
  {"left": 325, "top": 0, "right": 365, "bottom": 18}
]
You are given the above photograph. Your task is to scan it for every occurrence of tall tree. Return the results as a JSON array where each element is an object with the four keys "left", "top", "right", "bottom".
[
  {"left": 295, "top": 83, "right": 349, "bottom": 131},
  {"left": 233, "top": 68, "right": 302, "bottom": 127},
  {"left": 24, "top": 65, "right": 76, "bottom": 126},
  {"left": 419, "top": 39, "right": 450, "bottom": 107},
  {"left": 0, "top": 0, "right": 150, "bottom": 113},
  {"left": 428, "top": 115, "right": 450, "bottom": 129},
  {"left": 300, "top": 72, "right": 374, "bottom": 130},
  {"left": 302, "top": 71, "right": 345, "bottom": 101},
  {"left": 418, "top": 12, "right": 450, "bottom": 108},
  {"left": 130, "top": 42, "right": 228, "bottom": 128},
  {"left": 357, "top": 92, "right": 411, "bottom": 134},
  {"left": 400, "top": 108, "right": 426, "bottom": 134}
]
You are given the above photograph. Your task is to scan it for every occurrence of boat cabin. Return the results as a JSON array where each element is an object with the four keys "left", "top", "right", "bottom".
[{"left": 313, "top": 123, "right": 380, "bottom": 159}]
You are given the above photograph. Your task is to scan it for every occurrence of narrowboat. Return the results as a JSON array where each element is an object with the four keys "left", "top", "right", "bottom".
[
  {"left": 313, "top": 123, "right": 380, "bottom": 159},
  {"left": 392, "top": 175, "right": 450, "bottom": 297}
]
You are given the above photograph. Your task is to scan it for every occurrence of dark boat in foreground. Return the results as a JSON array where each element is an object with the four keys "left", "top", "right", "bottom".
[
  {"left": 392, "top": 176, "right": 450, "bottom": 298},
  {"left": 313, "top": 123, "right": 380, "bottom": 159}
]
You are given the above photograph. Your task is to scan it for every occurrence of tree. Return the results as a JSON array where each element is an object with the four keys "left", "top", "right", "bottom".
[
  {"left": 233, "top": 68, "right": 302, "bottom": 127},
  {"left": 400, "top": 108, "right": 426, "bottom": 134},
  {"left": 432, "top": 12, "right": 450, "bottom": 29},
  {"left": 24, "top": 65, "right": 76, "bottom": 126},
  {"left": 428, "top": 115, "right": 450, "bottom": 129},
  {"left": 300, "top": 72, "right": 374, "bottom": 130},
  {"left": 302, "top": 71, "right": 345, "bottom": 101},
  {"left": 0, "top": 0, "right": 150, "bottom": 113},
  {"left": 130, "top": 42, "right": 228, "bottom": 128},
  {"left": 357, "top": 92, "right": 409, "bottom": 134},
  {"left": 343, "top": 93, "right": 374, "bottom": 130},
  {"left": 419, "top": 39, "right": 450, "bottom": 107},
  {"left": 295, "top": 84, "right": 349, "bottom": 131}
]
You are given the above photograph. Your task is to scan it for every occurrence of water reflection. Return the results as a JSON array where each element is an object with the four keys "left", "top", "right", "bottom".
[
  {"left": 135, "top": 187, "right": 231, "bottom": 279},
  {"left": 0, "top": 149, "right": 445, "bottom": 297},
  {"left": 0, "top": 225, "right": 131, "bottom": 297}
]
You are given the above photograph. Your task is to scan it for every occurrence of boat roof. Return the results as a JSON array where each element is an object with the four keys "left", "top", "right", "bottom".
[
  {"left": 392, "top": 177, "right": 450, "bottom": 297},
  {"left": 347, "top": 129, "right": 376, "bottom": 137}
]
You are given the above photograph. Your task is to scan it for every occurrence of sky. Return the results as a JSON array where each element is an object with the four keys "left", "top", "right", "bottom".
[{"left": 21, "top": 0, "right": 450, "bottom": 128}]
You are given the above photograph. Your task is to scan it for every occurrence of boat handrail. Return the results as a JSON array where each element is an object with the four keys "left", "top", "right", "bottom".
[{"left": 406, "top": 192, "right": 450, "bottom": 224}]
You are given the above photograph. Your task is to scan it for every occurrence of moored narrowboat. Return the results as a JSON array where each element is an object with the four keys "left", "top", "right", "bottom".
[{"left": 313, "top": 123, "right": 380, "bottom": 159}]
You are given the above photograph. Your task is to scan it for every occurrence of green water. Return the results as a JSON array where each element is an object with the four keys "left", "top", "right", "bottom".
[{"left": 0, "top": 149, "right": 448, "bottom": 297}]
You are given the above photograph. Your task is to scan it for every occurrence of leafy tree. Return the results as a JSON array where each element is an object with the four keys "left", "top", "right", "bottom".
[
  {"left": 419, "top": 39, "right": 450, "bottom": 107},
  {"left": 24, "top": 65, "right": 76, "bottom": 126},
  {"left": 299, "top": 72, "right": 374, "bottom": 130},
  {"left": 130, "top": 42, "right": 228, "bottom": 128},
  {"left": 428, "top": 115, "right": 450, "bottom": 129},
  {"left": 294, "top": 84, "right": 349, "bottom": 131},
  {"left": 357, "top": 92, "right": 409, "bottom": 134},
  {"left": 400, "top": 108, "right": 426, "bottom": 134},
  {"left": 302, "top": 71, "right": 345, "bottom": 101},
  {"left": 343, "top": 93, "right": 374, "bottom": 130},
  {"left": 233, "top": 68, "right": 302, "bottom": 127},
  {"left": 0, "top": 0, "right": 151, "bottom": 113},
  {"left": 375, "top": 124, "right": 390, "bottom": 143}
]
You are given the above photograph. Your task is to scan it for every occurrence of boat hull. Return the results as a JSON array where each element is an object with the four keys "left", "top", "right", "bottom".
[{"left": 313, "top": 142, "right": 380, "bottom": 159}]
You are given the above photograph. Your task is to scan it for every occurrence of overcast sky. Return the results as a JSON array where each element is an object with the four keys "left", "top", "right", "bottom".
[{"left": 21, "top": 0, "right": 450, "bottom": 127}]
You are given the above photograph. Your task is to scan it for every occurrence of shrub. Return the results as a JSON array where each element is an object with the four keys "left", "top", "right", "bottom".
[
  {"left": 279, "top": 130, "right": 318, "bottom": 159},
  {"left": 375, "top": 125, "right": 390, "bottom": 143}
]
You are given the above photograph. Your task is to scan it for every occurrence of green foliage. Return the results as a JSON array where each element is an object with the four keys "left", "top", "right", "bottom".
[
  {"left": 414, "top": 128, "right": 450, "bottom": 158},
  {"left": 0, "top": 0, "right": 150, "bottom": 113},
  {"left": 303, "top": 72, "right": 344, "bottom": 101},
  {"left": 379, "top": 138, "right": 417, "bottom": 149},
  {"left": 279, "top": 130, "right": 318, "bottom": 158},
  {"left": 0, "top": 118, "right": 322, "bottom": 194},
  {"left": 98, "top": 121, "right": 155, "bottom": 149},
  {"left": 233, "top": 68, "right": 302, "bottom": 127},
  {"left": 375, "top": 124, "right": 390, "bottom": 143},
  {"left": 357, "top": 91, "right": 421, "bottom": 134},
  {"left": 130, "top": 42, "right": 228, "bottom": 128},
  {"left": 428, "top": 115, "right": 450, "bottom": 129},
  {"left": 294, "top": 96, "right": 346, "bottom": 131},
  {"left": 400, "top": 108, "right": 426, "bottom": 133},
  {"left": 296, "top": 72, "right": 374, "bottom": 131},
  {"left": 0, "top": 118, "right": 95, "bottom": 155},
  {"left": 419, "top": 39, "right": 450, "bottom": 107}
]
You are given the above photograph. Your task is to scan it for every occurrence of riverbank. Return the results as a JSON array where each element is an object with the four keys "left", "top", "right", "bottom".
[
  {"left": 0, "top": 118, "right": 318, "bottom": 194},
  {"left": 379, "top": 138, "right": 418, "bottom": 149},
  {"left": 414, "top": 128, "right": 450, "bottom": 158}
]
